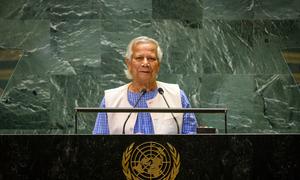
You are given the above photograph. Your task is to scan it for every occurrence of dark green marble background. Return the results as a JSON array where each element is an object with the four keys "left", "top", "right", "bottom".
[{"left": 0, "top": 0, "right": 299, "bottom": 134}]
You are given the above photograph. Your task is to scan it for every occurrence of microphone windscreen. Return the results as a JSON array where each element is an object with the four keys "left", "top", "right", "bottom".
[
  {"left": 157, "top": 87, "right": 164, "bottom": 94},
  {"left": 140, "top": 88, "right": 147, "bottom": 94}
]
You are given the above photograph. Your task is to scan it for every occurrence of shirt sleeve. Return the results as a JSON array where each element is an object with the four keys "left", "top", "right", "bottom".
[
  {"left": 92, "top": 97, "right": 110, "bottom": 134},
  {"left": 180, "top": 90, "right": 198, "bottom": 134}
]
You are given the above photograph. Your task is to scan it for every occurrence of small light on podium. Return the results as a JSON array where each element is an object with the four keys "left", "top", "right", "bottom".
[{"left": 197, "top": 126, "right": 217, "bottom": 134}]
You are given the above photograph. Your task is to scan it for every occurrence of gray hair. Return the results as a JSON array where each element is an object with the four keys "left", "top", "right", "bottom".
[{"left": 124, "top": 36, "right": 163, "bottom": 79}]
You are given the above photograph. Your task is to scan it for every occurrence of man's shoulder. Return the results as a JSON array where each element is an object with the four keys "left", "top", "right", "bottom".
[
  {"left": 104, "top": 83, "right": 130, "bottom": 106},
  {"left": 105, "top": 83, "right": 129, "bottom": 94},
  {"left": 157, "top": 81, "right": 181, "bottom": 97},
  {"left": 157, "top": 81, "right": 179, "bottom": 89}
]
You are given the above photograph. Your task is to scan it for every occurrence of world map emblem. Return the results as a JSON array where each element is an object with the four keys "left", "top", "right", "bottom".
[{"left": 122, "top": 141, "right": 180, "bottom": 180}]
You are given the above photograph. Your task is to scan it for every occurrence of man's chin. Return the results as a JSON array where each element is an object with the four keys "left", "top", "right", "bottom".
[
  {"left": 138, "top": 73, "right": 152, "bottom": 79},
  {"left": 135, "top": 77, "right": 156, "bottom": 84}
]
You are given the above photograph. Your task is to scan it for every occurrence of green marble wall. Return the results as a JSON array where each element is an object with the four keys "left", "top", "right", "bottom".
[{"left": 0, "top": 0, "right": 299, "bottom": 134}]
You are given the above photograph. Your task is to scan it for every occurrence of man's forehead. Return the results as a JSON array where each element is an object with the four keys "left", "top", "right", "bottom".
[
  {"left": 133, "top": 41, "right": 157, "bottom": 50},
  {"left": 133, "top": 44, "right": 156, "bottom": 55}
]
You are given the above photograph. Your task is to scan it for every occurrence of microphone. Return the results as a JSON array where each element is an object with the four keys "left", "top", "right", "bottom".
[
  {"left": 157, "top": 87, "right": 180, "bottom": 134},
  {"left": 122, "top": 88, "right": 146, "bottom": 134}
]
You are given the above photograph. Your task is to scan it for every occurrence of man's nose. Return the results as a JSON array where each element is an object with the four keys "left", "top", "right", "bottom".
[
  {"left": 141, "top": 57, "right": 150, "bottom": 67},
  {"left": 141, "top": 57, "right": 151, "bottom": 64},
  {"left": 142, "top": 57, "right": 148, "bottom": 63}
]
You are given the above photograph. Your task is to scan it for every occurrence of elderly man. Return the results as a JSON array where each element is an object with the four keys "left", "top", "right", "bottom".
[{"left": 93, "top": 36, "right": 197, "bottom": 134}]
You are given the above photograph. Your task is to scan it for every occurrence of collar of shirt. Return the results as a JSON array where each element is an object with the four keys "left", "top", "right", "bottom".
[{"left": 127, "top": 89, "right": 158, "bottom": 107}]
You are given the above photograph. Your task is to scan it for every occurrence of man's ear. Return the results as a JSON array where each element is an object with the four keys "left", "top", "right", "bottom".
[
  {"left": 125, "top": 58, "right": 131, "bottom": 70},
  {"left": 125, "top": 58, "right": 131, "bottom": 72}
]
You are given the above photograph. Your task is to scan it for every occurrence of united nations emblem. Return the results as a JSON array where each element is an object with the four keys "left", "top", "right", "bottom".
[{"left": 122, "top": 141, "right": 180, "bottom": 180}]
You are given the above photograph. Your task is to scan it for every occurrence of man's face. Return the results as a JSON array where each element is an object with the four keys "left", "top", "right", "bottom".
[{"left": 126, "top": 42, "right": 160, "bottom": 84}]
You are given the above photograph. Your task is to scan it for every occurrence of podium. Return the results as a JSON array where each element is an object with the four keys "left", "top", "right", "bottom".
[{"left": 0, "top": 135, "right": 299, "bottom": 179}]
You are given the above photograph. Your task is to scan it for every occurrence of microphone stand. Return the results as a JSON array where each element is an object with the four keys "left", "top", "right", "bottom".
[
  {"left": 158, "top": 88, "right": 180, "bottom": 134},
  {"left": 122, "top": 89, "right": 146, "bottom": 134}
]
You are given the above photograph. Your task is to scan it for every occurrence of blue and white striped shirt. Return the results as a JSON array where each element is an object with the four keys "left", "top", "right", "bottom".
[{"left": 93, "top": 89, "right": 197, "bottom": 134}]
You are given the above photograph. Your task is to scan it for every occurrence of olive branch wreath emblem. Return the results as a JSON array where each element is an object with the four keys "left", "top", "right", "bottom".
[{"left": 122, "top": 142, "right": 180, "bottom": 180}]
